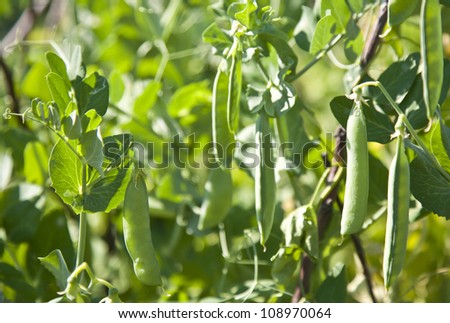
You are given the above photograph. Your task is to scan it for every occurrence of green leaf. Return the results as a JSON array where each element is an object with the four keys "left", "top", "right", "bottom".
[
  {"left": 55, "top": 40, "right": 83, "bottom": 80},
  {"left": 79, "top": 130, "right": 104, "bottom": 175},
  {"left": 399, "top": 75, "right": 429, "bottom": 129},
  {"left": 81, "top": 109, "right": 102, "bottom": 133},
  {"left": 406, "top": 140, "right": 450, "bottom": 219},
  {"left": 167, "top": 81, "right": 211, "bottom": 117},
  {"left": 440, "top": 117, "right": 450, "bottom": 159},
  {"left": 310, "top": 15, "right": 337, "bottom": 55},
  {"left": 388, "top": 0, "right": 420, "bottom": 26},
  {"left": 258, "top": 31, "right": 298, "bottom": 76},
  {"left": 24, "top": 141, "right": 48, "bottom": 185},
  {"left": 46, "top": 72, "right": 71, "bottom": 115},
  {"left": 202, "top": 22, "right": 232, "bottom": 52},
  {"left": 369, "top": 53, "right": 420, "bottom": 113},
  {"left": 347, "top": 0, "right": 365, "bottom": 13},
  {"left": 316, "top": 263, "right": 347, "bottom": 302},
  {"left": 271, "top": 247, "right": 301, "bottom": 287},
  {"left": 133, "top": 80, "right": 161, "bottom": 123},
  {"left": 0, "top": 149, "right": 13, "bottom": 190},
  {"left": 103, "top": 134, "right": 133, "bottom": 169},
  {"left": 46, "top": 51, "right": 71, "bottom": 89},
  {"left": 330, "top": 96, "right": 394, "bottom": 143},
  {"left": 2, "top": 183, "right": 43, "bottom": 243},
  {"left": 38, "top": 250, "right": 71, "bottom": 290},
  {"left": 0, "top": 262, "right": 36, "bottom": 302},
  {"left": 280, "top": 205, "right": 319, "bottom": 260},
  {"left": 49, "top": 139, "right": 83, "bottom": 213},
  {"left": 109, "top": 70, "right": 125, "bottom": 104},
  {"left": 62, "top": 109, "right": 82, "bottom": 139},
  {"left": 321, "top": 0, "right": 351, "bottom": 32},
  {"left": 234, "top": 0, "right": 258, "bottom": 29},
  {"left": 83, "top": 167, "right": 131, "bottom": 213},
  {"left": 421, "top": 0, "right": 444, "bottom": 120},
  {"left": 73, "top": 72, "right": 109, "bottom": 116},
  {"left": 429, "top": 119, "right": 450, "bottom": 173},
  {"left": 294, "top": 6, "right": 316, "bottom": 52}
]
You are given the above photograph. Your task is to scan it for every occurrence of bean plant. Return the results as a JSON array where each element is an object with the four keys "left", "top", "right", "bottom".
[{"left": 0, "top": 0, "right": 449, "bottom": 302}]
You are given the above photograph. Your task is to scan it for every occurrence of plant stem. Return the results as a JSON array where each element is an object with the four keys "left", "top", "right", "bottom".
[
  {"left": 290, "top": 34, "right": 343, "bottom": 81},
  {"left": 353, "top": 81, "right": 450, "bottom": 181},
  {"left": 75, "top": 163, "right": 88, "bottom": 269}
]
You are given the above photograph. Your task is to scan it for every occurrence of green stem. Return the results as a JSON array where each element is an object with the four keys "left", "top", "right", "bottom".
[
  {"left": 291, "top": 34, "right": 344, "bottom": 81},
  {"left": 75, "top": 164, "right": 88, "bottom": 269},
  {"left": 307, "top": 168, "right": 331, "bottom": 207},
  {"left": 353, "top": 81, "right": 450, "bottom": 182}
]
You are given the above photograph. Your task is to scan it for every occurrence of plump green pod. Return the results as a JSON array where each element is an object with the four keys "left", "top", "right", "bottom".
[
  {"left": 123, "top": 172, "right": 161, "bottom": 286},
  {"left": 340, "top": 101, "right": 369, "bottom": 235},
  {"left": 255, "top": 113, "right": 276, "bottom": 246},
  {"left": 383, "top": 138, "right": 410, "bottom": 289},
  {"left": 420, "top": 0, "right": 443, "bottom": 120},
  {"left": 198, "top": 167, "right": 233, "bottom": 230},
  {"left": 227, "top": 50, "right": 242, "bottom": 134}
]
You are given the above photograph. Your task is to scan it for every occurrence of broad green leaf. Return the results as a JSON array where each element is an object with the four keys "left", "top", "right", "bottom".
[
  {"left": 234, "top": 0, "right": 258, "bottom": 29},
  {"left": 347, "top": 0, "right": 365, "bottom": 13},
  {"left": 103, "top": 134, "right": 133, "bottom": 169},
  {"left": 258, "top": 31, "right": 298, "bottom": 76},
  {"left": 79, "top": 130, "right": 104, "bottom": 175},
  {"left": 310, "top": 15, "right": 337, "bottom": 55},
  {"left": 271, "top": 247, "right": 301, "bottom": 287},
  {"left": 167, "top": 81, "right": 211, "bottom": 117},
  {"left": 202, "top": 22, "right": 232, "bottom": 51},
  {"left": 0, "top": 149, "right": 13, "bottom": 189},
  {"left": 133, "top": 80, "right": 161, "bottom": 123},
  {"left": 49, "top": 139, "right": 83, "bottom": 213},
  {"left": 212, "top": 62, "right": 235, "bottom": 168},
  {"left": 316, "top": 263, "right": 347, "bottom": 302},
  {"left": 38, "top": 249, "right": 70, "bottom": 290},
  {"left": 73, "top": 72, "right": 109, "bottom": 116},
  {"left": 109, "top": 70, "right": 125, "bottom": 104},
  {"left": 294, "top": 6, "right": 316, "bottom": 52},
  {"left": 321, "top": 0, "right": 351, "bottom": 32},
  {"left": 81, "top": 109, "right": 102, "bottom": 133},
  {"left": 280, "top": 205, "right": 319, "bottom": 260},
  {"left": 440, "top": 117, "right": 450, "bottom": 159},
  {"left": 344, "top": 20, "right": 364, "bottom": 62},
  {"left": 428, "top": 119, "right": 450, "bottom": 173},
  {"left": 0, "top": 262, "right": 36, "bottom": 302},
  {"left": 24, "top": 141, "right": 48, "bottom": 185},
  {"left": 406, "top": 140, "right": 450, "bottom": 219},
  {"left": 421, "top": 0, "right": 444, "bottom": 120},
  {"left": 369, "top": 53, "right": 420, "bottom": 113},
  {"left": 54, "top": 40, "right": 82, "bottom": 80},
  {"left": 2, "top": 184, "right": 43, "bottom": 243},
  {"left": 62, "top": 109, "right": 82, "bottom": 139},
  {"left": 388, "top": 0, "right": 420, "bottom": 26},
  {"left": 399, "top": 75, "right": 429, "bottom": 129},
  {"left": 45, "top": 51, "right": 71, "bottom": 89},
  {"left": 83, "top": 167, "right": 131, "bottom": 213},
  {"left": 46, "top": 72, "right": 71, "bottom": 115},
  {"left": 330, "top": 96, "right": 394, "bottom": 143}
]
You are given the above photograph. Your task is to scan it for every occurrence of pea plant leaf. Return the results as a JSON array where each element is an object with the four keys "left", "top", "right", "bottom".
[
  {"left": 388, "top": 0, "right": 420, "bottom": 27},
  {"left": 310, "top": 15, "right": 337, "bottom": 55},
  {"left": 46, "top": 72, "right": 71, "bottom": 116},
  {"left": 315, "top": 263, "right": 347, "bottom": 302},
  {"left": 45, "top": 51, "right": 71, "bottom": 89},
  {"left": 330, "top": 96, "right": 394, "bottom": 143},
  {"left": 79, "top": 129, "right": 104, "bottom": 175},
  {"left": 49, "top": 139, "right": 83, "bottom": 214},
  {"left": 38, "top": 249, "right": 71, "bottom": 290},
  {"left": 406, "top": 140, "right": 450, "bottom": 220},
  {"left": 72, "top": 72, "right": 109, "bottom": 116},
  {"left": 321, "top": 0, "right": 351, "bottom": 32}
]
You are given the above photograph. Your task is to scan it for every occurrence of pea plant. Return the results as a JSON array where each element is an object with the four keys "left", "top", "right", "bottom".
[{"left": 0, "top": 0, "right": 449, "bottom": 303}]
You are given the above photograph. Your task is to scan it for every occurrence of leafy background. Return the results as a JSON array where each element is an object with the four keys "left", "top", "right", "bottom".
[{"left": 0, "top": 0, "right": 449, "bottom": 302}]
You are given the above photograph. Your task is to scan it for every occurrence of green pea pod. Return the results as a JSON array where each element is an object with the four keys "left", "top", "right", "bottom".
[
  {"left": 227, "top": 49, "right": 242, "bottom": 134},
  {"left": 212, "top": 61, "right": 235, "bottom": 168},
  {"left": 341, "top": 101, "right": 369, "bottom": 235},
  {"left": 421, "top": 0, "right": 443, "bottom": 120},
  {"left": 198, "top": 167, "right": 233, "bottom": 230},
  {"left": 123, "top": 171, "right": 161, "bottom": 286},
  {"left": 255, "top": 113, "right": 276, "bottom": 246},
  {"left": 383, "top": 137, "right": 410, "bottom": 289}
]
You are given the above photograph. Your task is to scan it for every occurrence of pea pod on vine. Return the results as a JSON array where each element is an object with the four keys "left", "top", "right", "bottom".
[
  {"left": 341, "top": 99, "right": 369, "bottom": 235},
  {"left": 123, "top": 169, "right": 161, "bottom": 286}
]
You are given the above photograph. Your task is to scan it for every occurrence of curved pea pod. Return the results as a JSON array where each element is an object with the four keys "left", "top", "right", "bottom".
[
  {"left": 227, "top": 49, "right": 242, "bottom": 134},
  {"left": 421, "top": 0, "right": 443, "bottom": 121},
  {"left": 198, "top": 167, "right": 233, "bottom": 230},
  {"left": 255, "top": 113, "right": 276, "bottom": 246},
  {"left": 212, "top": 61, "right": 235, "bottom": 168},
  {"left": 383, "top": 137, "right": 410, "bottom": 289},
  {"left": 340, "top": 101, "right": 369, "bottom": 235},
  {"left": 123, "top": 172, "right": 161, "bottom": 286}
]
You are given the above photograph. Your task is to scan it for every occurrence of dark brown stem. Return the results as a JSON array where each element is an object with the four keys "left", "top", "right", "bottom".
[
  {"left": 291, "top": 127, "right": 346, "bottom": 302},
  {"left": 350, "top": 235, "right": 378, "bottom": 303},
  {"left": 0, "top": 56, "right": 23, "bottom": 121},
  {"left": 360, "top": 0, "right": 389, "bottom": 68}
]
